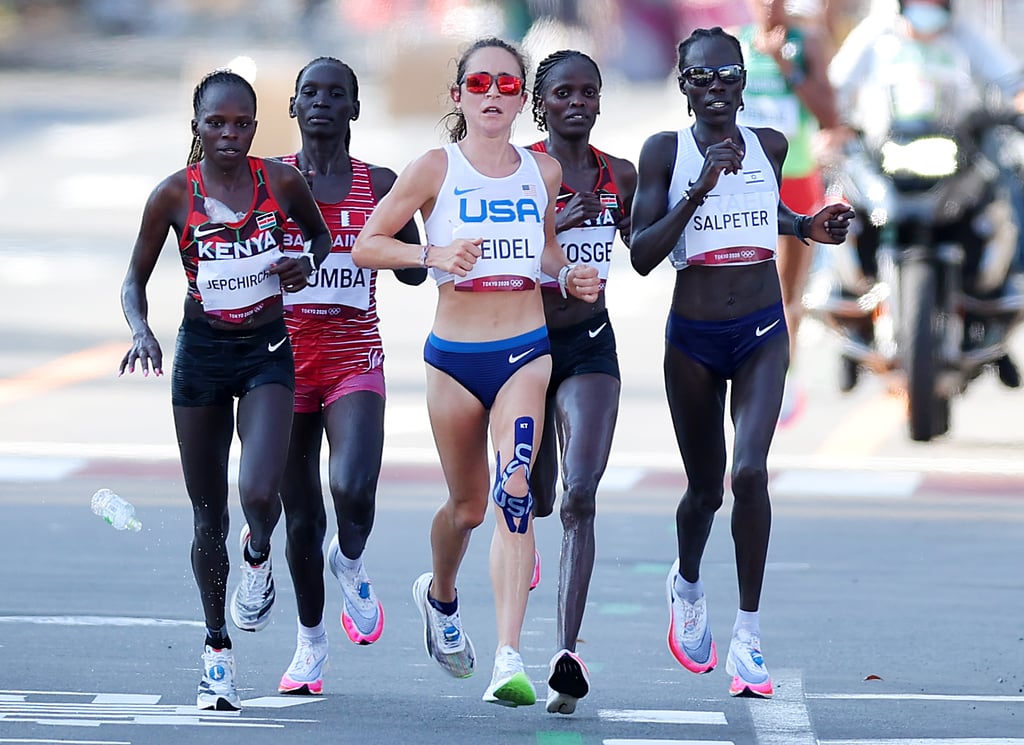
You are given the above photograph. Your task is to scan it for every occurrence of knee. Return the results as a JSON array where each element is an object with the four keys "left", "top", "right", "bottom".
[
  {"left": 450, "top": 499, "right": 487, "bottom": 532},
  {"left": 285, "top": 505, "right": 327, "bottom": 547},
  {"left": 329, "top": 472, "right": 376, "bottom": 518},
  {"left": 730, "top": 463, "right": 769, "bottom": 504},
  {"left": 559, "top": 478, "right": 597, "bottom": 525},
  {"left": 683, "top": 483, "right": 725, "bottom": 514},
  {"left": 193, "top": 506, "right": 229, "bottom": 542}
]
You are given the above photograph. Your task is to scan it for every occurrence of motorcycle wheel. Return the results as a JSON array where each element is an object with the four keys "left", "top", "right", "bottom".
[
  {"left": 839, "top": 355, "right": 859, "bottom": 393},
  {"left": 901, "top": 260, "right": 941, "bottom": 441}
]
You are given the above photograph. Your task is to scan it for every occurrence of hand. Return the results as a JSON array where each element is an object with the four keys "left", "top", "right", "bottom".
[
  {"left": 556, "top": 192, "right": 603, "bottom": 232},
  {"left": 810, "top": 203, "right": 855, "bottom": 245},
  {"left": 271, "top": 256, "right": 312, "bottom": 292},
  {"left": 692, "top": 138, "right": 744, "bottom": 199},
  {"left": 566, "top": 263, "right": 600, "bottom": 303},
  {"left": 119, "top": 331, "right": 163, "bottom": 377},
  {"left": 754, "top": 24, "right": 788, "bottom": 62},
  {"left": 426, "top": 238, "right": 483, "bottom": 276}
]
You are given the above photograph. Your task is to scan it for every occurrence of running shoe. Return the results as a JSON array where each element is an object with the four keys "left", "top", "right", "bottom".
[
  {"left": 328, "top": 534, "right": 384, "bottom": 645},
  {"left": 197, "top": 645, "right": 241, "bottom": 711},
  {"left": 278, "top": 632, "right": 329, "bottom": 695},
  {"left": 545, "top": 648, "right": 589, "bottom": 715},
  {"left": 726, "top": 628, "right": 774, "bottom": 698},
  {"left": 229, "top": 523, "right": 275, "bottom": 632},
  {"left": 529, "top": 548, "right": 541, "bottom": 591},
  {"left": 482, "top": 645, "right": 537, "bottom": 707},
  {"left": 411, "top": 572, "right": 475, "bottom": 678},
  {"left": 665, "top": 559, "right": 717, "bottom": 674}
]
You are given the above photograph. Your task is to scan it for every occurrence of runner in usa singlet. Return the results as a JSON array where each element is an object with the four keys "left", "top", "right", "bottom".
[{"left": 179, "top": 157, "right": 288, "bottom": 324}]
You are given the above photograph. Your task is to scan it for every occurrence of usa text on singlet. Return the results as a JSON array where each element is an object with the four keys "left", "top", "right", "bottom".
[
  {"left": 423, "top": 143, "right": 547, "bottom": 291},
  {"left": 666, "top": 126, "right": 779, "bottom": 269},
  {"left": 179, "top": 157, "right": 288, "bottom": 323}
]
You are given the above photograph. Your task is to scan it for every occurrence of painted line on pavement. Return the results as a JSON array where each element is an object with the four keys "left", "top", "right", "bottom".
[
  {"left": 748, "top": 669, "right": 815, "bottom": 745},
  {"left": 597, "top": 710, "right": 727, "bottom": 725},
  {"left": 0, "top": 616, "right": 203, "bottom": 628},
  {"left": 603, "top": 741, "right": 735, "bottom": 745},
  {"left": 808, "top": 693, "right": 1024, "bottom": 703},
  {"left": 813, "top": 391, "right": 907, "bottom": 459},
  {"left": 820, "top": 740, "right": 1024, "bottom": 745}
]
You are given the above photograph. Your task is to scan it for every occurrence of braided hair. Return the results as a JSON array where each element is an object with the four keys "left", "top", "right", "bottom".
[
  {"left": 186, "top": 70, "right": 258, "bottom": 165},
  {"left": 294, "top": 56, "right": 360, "bottom": 150},
  {"left": 530, "top": 49, "right": 602, "bottom": 132},
  {"left": 443, "top": 37, "right": 528, "bottom": 143}
]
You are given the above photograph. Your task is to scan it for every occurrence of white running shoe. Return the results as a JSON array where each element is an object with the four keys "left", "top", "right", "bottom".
[
  {"left": 229, "top": 524, "right": 275, "bottom": 632},
  {"left": 545, "top": 649, "right": 589, "bottom": 715},
  {"left": 726, "top": 628, "right": 774, "bottom": 698},
  {"left": 278, "top": 633, "right": 329, "bottom": 695},
  {"left": 328, "top": 535, "right": 384, "bottom": 645},
  {"left": 411, "top": 572, "right": 475, "bottom": 678},
  {"left": 197, "top": 645, "right": 241, "bottom": 711},
  {"left": 483, "top": 645, "right": 536, "bottom": 707},
  {"left": 666, "top": 559, "right": 717, "bottom": 674}
]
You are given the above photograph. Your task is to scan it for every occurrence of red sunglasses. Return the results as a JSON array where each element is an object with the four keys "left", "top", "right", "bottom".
[{"left": 463, "top": 72, "right": 524, "bottom": 96}]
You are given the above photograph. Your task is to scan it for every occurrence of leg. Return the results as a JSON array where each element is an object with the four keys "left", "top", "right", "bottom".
[
  {"left": 280, "top": 410, "right": 326, "bottom": 628},
  {"left": 664, "top": 344, "right": 728, "bottom": 581},
  {"left": 323, "top": 390, "right": 387, "bottom": 644},
  {"left": 425, "top": 367, "right": 491, "bottom": 602},
  {"left": 529, "top": 393, "right": 559, "bottom": 520},
  {"left": 174, "top": 403, "right": 235, "bottom": 635},
  {"left": 552, "top": 373, "right": 620, "bottom": 653},
  {"left": 235, "top": 383, "right": 292, "bottom": 551},
  {"left": 323, "top": 391, "right": 385, "bottom": 559},
  {"left": 728, "top": 333, "right": 788, "bottom": 612},
  {"left": 487, "top": 355, "right": 551, "bottom": 652}
]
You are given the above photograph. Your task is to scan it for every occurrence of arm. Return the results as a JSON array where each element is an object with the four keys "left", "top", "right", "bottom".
[
  {"left": 534, "top": 151, "right": 600, "bottom": 302},
  {"left": 828, "top": 14, "right": 889, "bottom": 118},
  {"left": 630, "top": 130, "right": 744, "bottom": 275},
  {"left": 368, "top": 163, "right": 427, "bottom": 286},
  {"left": 789, "top": 27, "right": 841, "bottom": 130},
  {"left": 608, "top": 153, "right": 638, "bottom": 247},
  {"left": 353, "top": 148, "right": 481, "bottom": 276},
  {"left": 265, "top": 160, "right": 332, "bottom": 290},
  {"left": 119, "top": 174, "right": 184, "bottom": 376},
  {"left": 950, "top": 21, "right": 1024, "bottom": 105}
]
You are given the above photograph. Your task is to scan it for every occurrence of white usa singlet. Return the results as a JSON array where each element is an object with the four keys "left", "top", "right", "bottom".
[
  {"left": 424, "top": 143, "right": 547, "bottom": 292},
  {"left": 667, "top": 125, "right": 779, "bottom": 269}
]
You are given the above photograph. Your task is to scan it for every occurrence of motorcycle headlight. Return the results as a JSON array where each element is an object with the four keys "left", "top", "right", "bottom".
[{"left": 880, "top": 137, "right": 958, "bottom": 178}]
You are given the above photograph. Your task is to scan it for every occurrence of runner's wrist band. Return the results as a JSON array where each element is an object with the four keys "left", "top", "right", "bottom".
[
  {"left": 793, "top": 214, "right": 812, "bottom": 245},
  {"left": 558, "top": 263, "right": 577, "bottom": 299},
  {"left": 420, "top": 245, "right": 431, "bottom": 268},
  {"left": 683, "top": 188, "right": 707, "bottom": 206}
]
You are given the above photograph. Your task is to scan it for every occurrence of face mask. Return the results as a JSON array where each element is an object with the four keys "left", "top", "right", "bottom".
[{"left": 903, "top": 3, "right": 951, "bottom": 35}]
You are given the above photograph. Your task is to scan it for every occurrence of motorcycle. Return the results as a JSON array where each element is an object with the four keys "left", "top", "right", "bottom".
[{"left": 804, "top": 46, "right": 1024, "bottom": 441}]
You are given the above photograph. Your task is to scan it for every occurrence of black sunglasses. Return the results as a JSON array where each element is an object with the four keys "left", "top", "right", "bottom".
[{"left": 678, "top": 64, "right": 745, "bottom": 87}]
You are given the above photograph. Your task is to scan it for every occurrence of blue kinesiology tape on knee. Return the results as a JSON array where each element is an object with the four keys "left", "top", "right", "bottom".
[{"left": 492, "top": 416, "right": 534, "bottom": 534}]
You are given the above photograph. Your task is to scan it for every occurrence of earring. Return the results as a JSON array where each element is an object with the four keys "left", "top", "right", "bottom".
[{"left": 739, "top": 98, "right": 745, "bottom": 111}]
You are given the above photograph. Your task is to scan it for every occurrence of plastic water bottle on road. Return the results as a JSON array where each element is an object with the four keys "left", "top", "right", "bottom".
[{"left": 91, "top": 488, "right": 142, "bottom": 531}]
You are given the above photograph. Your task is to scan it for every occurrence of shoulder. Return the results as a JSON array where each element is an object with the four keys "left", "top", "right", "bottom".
[
  {"left": 597, "top": 148, "right": 638, "bottom": 192},
  {"left": 748, "top": 126, "right": 788, "bottom": 163},
  {"left": 638, "top": 130, "right": 680, "bottom": 171},
  {"left": 527, "top": 148, "right": 562, "bottom": 187},
  {"left": 148, "top": 168, "right": 189, "bottom": 207},
  {"left": 365, "top": 161, "right": 399, "bottom": 198},
  {"left": 260, "top": 156, "right": 304, "bottom": 187},
  {"left": 640, "top": 130, "right": 679, "bottom": 154}
]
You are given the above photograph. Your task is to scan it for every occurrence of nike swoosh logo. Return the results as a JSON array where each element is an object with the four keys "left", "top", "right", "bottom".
[
  {"left": 508, "top": 348, "right": 535, "bottom": 364},
  {"left": 454, "top": 186, "right": 482, "bottom": 196},
  {"left": 755, "top": 319, "right": 781, "bottom": 337},
  {"left": 588, "top": 322, "right": 607, "bottom": 339},
  {"left": 268, "top": 337, "right": 287, "bottom": 352},
  {"left": 194, "top": 224, "right": 225, "bottom": 239}
]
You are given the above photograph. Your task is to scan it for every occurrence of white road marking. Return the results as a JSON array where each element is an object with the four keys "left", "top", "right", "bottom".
[
  {"left": 0, "top": 739, "right": 130, "bottom": 744},
  {"left": 604, "top": 740, "right": 735, "bottom": 745},
  {"left": 748, "top": 669, "right": 815, "bottom": 745},
  {"left": 771, "top": 469, "right": 921, "bottom": 499},
  {"left": 821, "top": 740, "right": 1024, "bottom": 745},
  {"left": 808, "top": 694, "right": 1024, "bottom": 703},
  {"left": 597, "top": 709, "right": 727, "bottom": 725},
  {"left": 0, "top": 616, "right": 203, "bottom": 628}
]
